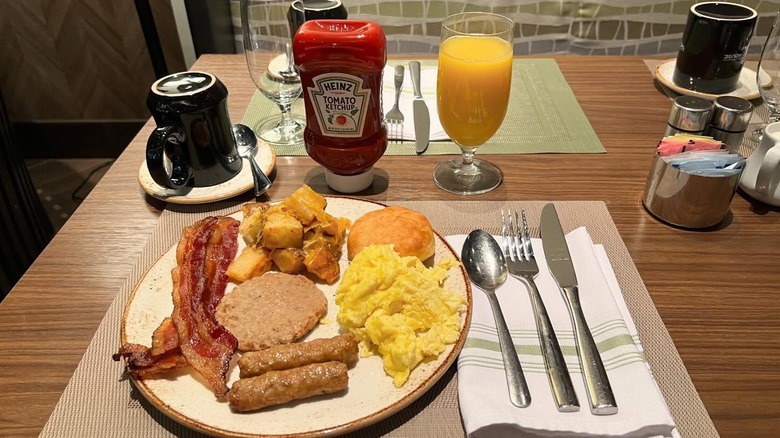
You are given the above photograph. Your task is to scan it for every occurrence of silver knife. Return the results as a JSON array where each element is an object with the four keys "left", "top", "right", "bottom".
[
  {"left": 409, "top": 61, "right": 430, "bottom": 155},
  {"left": 540, "top": 203, "right": 618, "bottom": 415}
]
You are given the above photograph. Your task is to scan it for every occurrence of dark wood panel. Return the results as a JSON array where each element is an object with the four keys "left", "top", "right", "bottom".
[{"left": 0, "top": 0, "right": 186, "bottom": 122}]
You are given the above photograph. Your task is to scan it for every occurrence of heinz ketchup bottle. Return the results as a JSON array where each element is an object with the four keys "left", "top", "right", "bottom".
[{"left": 293, "top": 20, "right": 387, "bottom": 193}]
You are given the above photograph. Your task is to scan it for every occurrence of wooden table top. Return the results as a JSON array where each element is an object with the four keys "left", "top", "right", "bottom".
[{"left": 0, "top": 54, "right": 778, "bottom": 437}]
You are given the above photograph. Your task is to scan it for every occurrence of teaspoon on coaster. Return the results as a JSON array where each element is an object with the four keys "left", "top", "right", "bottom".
[{"left": 232, "top": 124, "right": 273, "bottom": 197}]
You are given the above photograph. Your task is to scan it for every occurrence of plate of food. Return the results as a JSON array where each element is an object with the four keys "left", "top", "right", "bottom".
[{"left": 114, "top": 185, "right": 472, "bottom": 437}]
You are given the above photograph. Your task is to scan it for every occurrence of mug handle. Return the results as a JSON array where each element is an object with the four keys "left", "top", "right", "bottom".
[
  {"left": 146, "top": 125, "right": 192, "bottom": 189},
  {"left": 756, "top": 145, "right": 780, "bottom": 196}
]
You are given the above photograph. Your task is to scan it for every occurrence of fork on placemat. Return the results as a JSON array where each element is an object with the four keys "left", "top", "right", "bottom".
[
  {"left": 501, "top": 209, "right": 580, "bottom": 412},
  {"left": 385, "top": 64, "right": 405, "bottom": 142}
]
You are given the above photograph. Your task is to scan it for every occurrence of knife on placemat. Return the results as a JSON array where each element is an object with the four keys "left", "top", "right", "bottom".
[
  {"left": 540, "top": 203, "right": 618, "bottom": 415},
  {"left": 408, "top": 61, "right": 430, "bottom": 155}
]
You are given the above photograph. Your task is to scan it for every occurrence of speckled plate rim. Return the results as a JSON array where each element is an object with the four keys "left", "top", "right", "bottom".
[
  {"left": 119, "top": 197, "right": 473, "bottom": 438},
  {"left": 137, "top": 139, "right": 276, "bottom": 204},
  {"left": 654, "top": 58, "right": 771, "bottom": 101}
]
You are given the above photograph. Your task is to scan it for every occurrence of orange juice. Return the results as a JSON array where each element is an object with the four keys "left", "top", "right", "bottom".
[{"left": 437, "top": 36, "right": 512, "bottom": 147}]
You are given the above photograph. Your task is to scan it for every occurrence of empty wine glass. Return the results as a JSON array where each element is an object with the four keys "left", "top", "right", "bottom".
[
  {"left": 241, "top": 0, "right": 305, "bottom": 145},
  {"left": 752, "top": 11, "right": 780, "bottom": 142},
  {"left": 434, "top": 12, "right": 514, "bottom": 195}
]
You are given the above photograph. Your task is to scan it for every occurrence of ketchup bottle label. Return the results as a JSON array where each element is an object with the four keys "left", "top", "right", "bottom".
[{"left": 307, "top": 73, "right": 370, "bottom": 138}]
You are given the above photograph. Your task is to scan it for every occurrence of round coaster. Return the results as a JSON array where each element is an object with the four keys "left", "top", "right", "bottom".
[
  {"left": 138, "top": 140, "right": 276, "bottom": 204},
  {"left": 654, "top": 58, "right": 772, "bottom": 100}
]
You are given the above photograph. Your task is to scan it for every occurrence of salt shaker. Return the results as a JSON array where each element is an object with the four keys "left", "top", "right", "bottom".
[
  {"left": 664, "top": 95, "right": 714, "bottom": 136},
  {"left": 704, "top": 96, "right": 753, "bottom": 151}
]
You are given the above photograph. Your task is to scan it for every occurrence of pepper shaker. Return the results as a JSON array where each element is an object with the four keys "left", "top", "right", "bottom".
[
  {"left": 664, "top": 95, "right": 714, "bottom": 136},
  {"left": 704, "top": 96, "right": 753, "bottom": 151}
]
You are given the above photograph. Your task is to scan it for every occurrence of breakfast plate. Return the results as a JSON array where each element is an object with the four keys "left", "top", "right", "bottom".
[
  {"left": 654, "top": 58, "right": 772, "bottom": 100},
  {"left": 137, "top": 138, "right": 276, "bottom": 204},
  {"left": 119, "top": 197, "right": 472, "bottom": 437}
]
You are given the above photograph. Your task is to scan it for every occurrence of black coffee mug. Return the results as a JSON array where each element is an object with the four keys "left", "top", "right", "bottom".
[
  {"left": 672, "top": 2, "right": 757, "bottom": 95},
  {"left": 146, "top": 71, "right": 242, "bottom": 189},
  {"left": 287, "top": 0, "right": 348, "bottom": 39}
]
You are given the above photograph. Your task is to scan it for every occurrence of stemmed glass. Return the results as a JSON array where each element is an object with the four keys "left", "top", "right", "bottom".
[
  {"left": 434, "top": 12, "right": 514, "bottom": 195},
  {"left": 241, "top": 0, "right": 305, "bottom": 145},
  {"left": 752, "top": 11, "right": 780, "bottom": 142}
]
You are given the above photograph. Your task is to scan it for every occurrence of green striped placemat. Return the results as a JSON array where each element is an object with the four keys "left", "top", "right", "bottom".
[{"left": 242, "top": 59, "right": 605, "bottom": 156}]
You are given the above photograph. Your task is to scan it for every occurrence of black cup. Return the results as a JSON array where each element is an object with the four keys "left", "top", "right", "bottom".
[
  {"left": 146, "top": 71, "right": 242, "bottom": 189},
  {"left": 287, "top": 0, "right": 348, "bottom": 39},
  {"left": 672, "top": 2, "right": 757, "bottom": 95}
]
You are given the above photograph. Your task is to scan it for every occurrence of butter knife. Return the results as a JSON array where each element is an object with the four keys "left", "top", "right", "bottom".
[
  {"left": 409, "top": 61, "right": 430, "bottom": 155},
  {"left": 540, "top": 203, "right": 618, "bottom": 415}
]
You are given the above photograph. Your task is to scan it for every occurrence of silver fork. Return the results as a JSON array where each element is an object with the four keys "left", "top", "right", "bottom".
[
  {"left": 385, "top": 64, "right": 405, "bottom": 142},
  {"left": 502, "top": 209, "right": 580, "bottom": 412}
]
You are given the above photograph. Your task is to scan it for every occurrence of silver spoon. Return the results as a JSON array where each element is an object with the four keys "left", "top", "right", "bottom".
[
  {"left": 232, "top": 124, "right": 272, "bottom": 196},
  {"left": 279, "top": 42, "right": 298, "bottom": 80},
  {"left": 462, "top": 229, "right": 532, "bottom": 408}
]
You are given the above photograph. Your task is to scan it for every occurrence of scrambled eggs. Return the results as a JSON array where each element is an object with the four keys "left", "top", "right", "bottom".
[{"left": 335, "top": 245, "right": 466, "bottom": 387}]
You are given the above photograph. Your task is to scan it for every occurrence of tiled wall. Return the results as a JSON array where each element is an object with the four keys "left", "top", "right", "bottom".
[{"left": 231, "top": 0, "right": 780, "bottom": 55}]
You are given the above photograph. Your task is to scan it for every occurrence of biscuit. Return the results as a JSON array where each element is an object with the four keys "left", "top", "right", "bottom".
[
  {"left": 215, "top": 273, "right": 327, "bottom": 351},
  {"left": 347, "top": 206, "right": 435, "bottom": 261}
]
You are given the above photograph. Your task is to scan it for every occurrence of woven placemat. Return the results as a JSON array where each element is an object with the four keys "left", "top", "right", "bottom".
[
  {"left": 242, "top": 59, "right": 605, "bottom": 156},
  {"left": 39, "top": 201, "right": 715, "bottom": 438}
]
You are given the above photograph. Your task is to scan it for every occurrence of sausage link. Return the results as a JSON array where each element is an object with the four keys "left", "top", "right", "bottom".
[
  {"left": 238, "top": 333, "right": 358, "bottom": 378},
  {"left": 228, "top": 361, "right": 348, "bottom": 412}
]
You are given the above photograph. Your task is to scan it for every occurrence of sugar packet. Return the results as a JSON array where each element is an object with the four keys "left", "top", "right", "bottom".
[{"left": 656, "top": 133, "right": 744, "bottom": 177}]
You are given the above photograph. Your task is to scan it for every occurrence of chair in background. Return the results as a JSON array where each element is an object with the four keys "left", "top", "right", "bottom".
[{"left": 0, "top": 91, "right": 54, "bottom": 301}]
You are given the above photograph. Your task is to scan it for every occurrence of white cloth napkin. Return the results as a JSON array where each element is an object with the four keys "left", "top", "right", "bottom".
[
  {"left": 382, "top": 64, "right": 449, "bottom": 141},
  {"left": 447, "top": 229, "right": 678, "bottom": 438}
]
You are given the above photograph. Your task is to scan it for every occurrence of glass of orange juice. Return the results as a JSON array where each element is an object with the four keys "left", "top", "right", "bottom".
[{"left": 434, "top": 12, "right": 513, "bottom": 195}]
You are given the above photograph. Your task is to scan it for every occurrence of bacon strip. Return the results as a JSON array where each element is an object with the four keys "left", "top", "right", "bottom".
[
  {"left": 112, "top": 317, "right": 187, "bottom": 378},
  {"left": 149, "top": 317, "right": 181, "bottom": 356},
  {"left": 172, "top": 216, "right": 239, "bottom": 397},
  {"left": 114, "top": 216, "right": 239, "bottom": 397}
]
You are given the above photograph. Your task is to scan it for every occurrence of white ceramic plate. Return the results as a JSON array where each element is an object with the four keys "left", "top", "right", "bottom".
[
  {"left": 120, "top": 197, "right": 472, "bottom": 437},
  {"left": 654, "top": 58, "right": 772, "bottom": 100},
  {"left": 138, "top": 139, "right": 276, "bottom": 204}
]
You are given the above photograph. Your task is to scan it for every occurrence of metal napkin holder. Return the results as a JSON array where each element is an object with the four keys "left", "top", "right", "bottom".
[{"left": 642, "top": 152, "right": 744, "bottom": 229}]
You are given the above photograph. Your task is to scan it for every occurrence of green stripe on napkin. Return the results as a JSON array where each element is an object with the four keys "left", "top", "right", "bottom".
[
  {"left": 461, "top": 330, "right": 643, "bottom": 371},
  {"left": 241, "top": 59, "right": 604, "bottom": 156}
]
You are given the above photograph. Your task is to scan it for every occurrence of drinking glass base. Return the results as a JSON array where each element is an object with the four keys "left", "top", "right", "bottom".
[
  {"left": 752, "top": 126, "right": 765, "bottom": 143},
  {"left": 257, "top": 114, "right": 306, "bottom": 145},
  {"left": 433, "top": 158, "right": 502, "bottom": 195}
]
